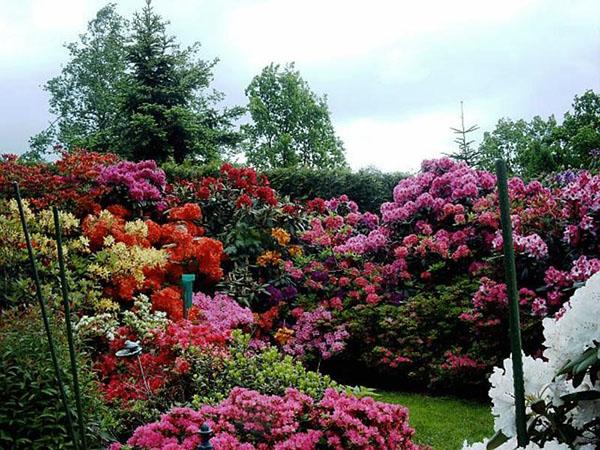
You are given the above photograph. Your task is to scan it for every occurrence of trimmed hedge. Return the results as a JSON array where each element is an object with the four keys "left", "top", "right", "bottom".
[{"left": 162, "top": 161, "right": 408, "bottom": 212}]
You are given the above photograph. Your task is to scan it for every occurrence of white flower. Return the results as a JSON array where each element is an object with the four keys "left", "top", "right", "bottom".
[
  {"left": 462, "top": 438, "right": 488, "bottom": 450},
  {"left": 462, "top": 437, "right": 570, "bottom": 450},
  {"left": 542, "top": 272, "right": 600, "bottom": 372},
  {"left": 489, "top": 355, "right": 554, "bottom": 437}
]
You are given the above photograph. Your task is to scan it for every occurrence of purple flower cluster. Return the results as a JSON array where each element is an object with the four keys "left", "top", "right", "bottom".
[
  {"left": 284, "top": 306, "right": 349, "bottom": 361},
  {"left": 98, "top": 160, "right": 166, "bottom": 203}
]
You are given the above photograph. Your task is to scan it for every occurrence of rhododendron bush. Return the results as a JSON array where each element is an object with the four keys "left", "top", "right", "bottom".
[{"left": 267, "top": 159, "right": 599, "bottom": 392}]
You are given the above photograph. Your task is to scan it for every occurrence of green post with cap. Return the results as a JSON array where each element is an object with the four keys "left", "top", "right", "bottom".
[{"left": 181, "top": 274, "right": 196, "bottom": 319}]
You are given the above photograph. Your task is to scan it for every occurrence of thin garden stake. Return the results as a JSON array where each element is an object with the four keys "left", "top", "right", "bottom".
[
  {"left": 12, "top": 183, "right": 80, "bottom": 450},
  {"left": 53, "top": 207, "right": 87, "bottom": 450},
  {"left": 495, "top": 160, "right": 528, "bottom": 446}
]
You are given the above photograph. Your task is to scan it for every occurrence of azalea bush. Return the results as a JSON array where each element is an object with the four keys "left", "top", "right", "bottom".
[{"left": 112, "top": 387, "right": 418, "bottom": 450}]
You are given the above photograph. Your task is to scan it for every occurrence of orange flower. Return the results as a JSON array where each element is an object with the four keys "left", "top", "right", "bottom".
[
  {"left": 257, "top": 250, "right": 282, "bottom": 267},
  {"left": 151, "top": 286, "right": 183, "bottom": 320},
  {"left": 274, "top": 327, "right": 294, "bottom": 345},
  {"left": 271, "top": 228, "right": 290, "bottom": 246}
]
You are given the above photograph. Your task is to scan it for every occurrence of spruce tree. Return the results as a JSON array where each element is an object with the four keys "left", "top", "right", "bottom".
[{"left": 445, "top": 101, "right": 480, "bottom": 166}]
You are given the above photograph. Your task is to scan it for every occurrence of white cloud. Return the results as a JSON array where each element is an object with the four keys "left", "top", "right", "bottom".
[
  {"left": 226, "top": 0, "right": 540, "bottom": 69},
  {"left": 336, "top": 106, "right": 490, "bottom": 172}
]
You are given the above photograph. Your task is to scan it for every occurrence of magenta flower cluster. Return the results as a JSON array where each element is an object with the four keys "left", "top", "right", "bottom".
[
  {"left": 193, "top": 292, "right": 255, "bottom": 333},
  {"left": 98, "top": 160, "right": 167, "bottom": 203},
  {"left": 112, "top": 387, "right": 418, "bottom": 449}
]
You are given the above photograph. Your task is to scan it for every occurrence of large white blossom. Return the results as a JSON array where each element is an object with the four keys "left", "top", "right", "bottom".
[
  {"left": 489, "top": 355, "right": 554, "bottom": 437},
  {"left": 469, "top": 272, "right": 600, "bottom": 449},
  {"left": 542, "top": 272, "right": 600, "bottom": 372}
]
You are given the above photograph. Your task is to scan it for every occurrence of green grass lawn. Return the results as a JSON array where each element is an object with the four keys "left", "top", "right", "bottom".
[{"left": 374, "top": 390, "right": 493, "bottom": 449}]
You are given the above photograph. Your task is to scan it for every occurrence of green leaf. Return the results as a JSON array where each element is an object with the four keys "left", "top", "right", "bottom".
[
  {"left": 560, "top": 390, "right": 600, "bottom": 403},
  {"left": 486, "top": 430, "right": 510, "bottom": 449}
]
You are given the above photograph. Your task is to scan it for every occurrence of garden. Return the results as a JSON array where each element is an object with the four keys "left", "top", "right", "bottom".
[{"left": 0, "top": 150, "right": 598, "bottom": 449}]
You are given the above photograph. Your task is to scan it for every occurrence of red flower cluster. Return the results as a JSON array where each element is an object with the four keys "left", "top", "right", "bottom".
[
  {"left": 96, "top": 319, "right": 228, "bottom": 406},
  {"left": 0, "top": 150, "right": 118, "bottom": 216}
]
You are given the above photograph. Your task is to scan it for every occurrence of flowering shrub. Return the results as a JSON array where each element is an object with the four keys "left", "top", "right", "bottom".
[
  {"left": 98, "top": 160, "right": 167, "bottom": 208},
  {"left": 0, "top": 150, "right": 118, "bottom": 215},
  {"left": 283, "top": 306, "right": 349, "bottom": 364},
  {"left": 272, "top": 159, "right": 599, "bottom": 391},
  {"left": 113, "top": 387, "right": 417, "bottom": 449},
  {"left": 463, "top": 272, "right": 600, "bottom": 449}
]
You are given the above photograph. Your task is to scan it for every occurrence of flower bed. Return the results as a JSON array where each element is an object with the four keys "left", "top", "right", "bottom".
[{"left": 0, "top": 150, "right": 598, "bottom": 447}]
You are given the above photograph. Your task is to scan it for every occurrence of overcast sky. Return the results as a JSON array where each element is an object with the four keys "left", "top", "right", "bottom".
[{"left": 1, "top": 0, "right": 599, "bottom": 172}]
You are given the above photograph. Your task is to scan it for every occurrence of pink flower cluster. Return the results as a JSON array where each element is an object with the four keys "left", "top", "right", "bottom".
[
  {"left": 491, "top": 232, "right": 549, "bottom": 259},
  {"left": 192, "top": 292, "right": 255, "bottom": 333},
  {"left": 115, "top": 387, "right": 418, "bottom": 450},
  {"left": 381, "top": 158, "right": 495, "bottom": 224},
  {"left": 284, "top": 306, "right": 349, "bottom": 361},
  {"left": 98, "top": 160, "right": 166, "bottom": 203}
]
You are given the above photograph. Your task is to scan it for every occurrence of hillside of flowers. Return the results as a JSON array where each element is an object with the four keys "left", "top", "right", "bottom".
[{"left": 1, "top": 150, "right": 598, "bottom": 448}]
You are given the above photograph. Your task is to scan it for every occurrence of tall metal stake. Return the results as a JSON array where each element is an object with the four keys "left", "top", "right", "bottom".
[
  {"left": 12, "top": 183, "right": 80, "bottom": 450},
  {"left": 495, "top": 160, "right": 528, "bottom": 446},
  {"left": 53, "top": 207, "right": 87, "bottom": 449}
]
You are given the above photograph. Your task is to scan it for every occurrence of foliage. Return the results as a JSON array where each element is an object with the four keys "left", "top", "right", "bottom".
[
  {"left": 243, "top": 62, "right": 346, "bottom": 170},
  {"left": 477, "top": 90, "right": 600, "bottom": 177},
  {"left": 31, "top": 2, "right": 242, "bottom": 163},
  {"left": 266, "top": 166, "right": 407, "bottom": 212},
  {"left": 190, "top": 331, "right": 337, "bottom": 405},
  {"left": 340, "top": 279, "right": 489, "bottom": 394},
  {"left": 445, "top": 101, "right": 481, "bottom": 166},
  {"left": 0, "top": 307, "right": 116, "bottom": 449},
  {"left": 28, "top": 4, "right": 128, "bottom": 160}
]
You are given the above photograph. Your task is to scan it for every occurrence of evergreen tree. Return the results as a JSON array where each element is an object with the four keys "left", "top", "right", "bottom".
[
  {"left": 31, "top": 1, "right": 242, "bottom": 163},
  {"left": 445, "top": 101, "right": 480, "bottom": 166}
]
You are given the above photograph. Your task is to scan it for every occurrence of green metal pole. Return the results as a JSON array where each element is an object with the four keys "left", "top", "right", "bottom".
[
  {"left": 12, "top": 183, "right": 80, "bottom": 450},
  {"left": 495, "top": 160, "right": 528, "bottom": 446},
  {"left": 181, "top": 274, "right": 196, "bottom": 319},
  {"left": 53, "top": 207, "right": 87, "bottom": 450}
]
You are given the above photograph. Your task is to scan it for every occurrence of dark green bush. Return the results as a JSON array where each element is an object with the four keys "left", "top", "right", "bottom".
[
  {"left": 0, "top": 306, "right": 116, "bottom": 449},
  {"left": 265, "top": 167, "right": 407, "bottom": 212},
  {"left": 327, "top": 278, "right": 493, "bottom": 397}
]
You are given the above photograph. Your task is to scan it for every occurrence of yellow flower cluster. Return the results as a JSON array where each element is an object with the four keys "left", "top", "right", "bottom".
[
  {"left": 271, "top": 227, "right": 291, "bottom": 246},
  {"left": 38, "top": 208, "right": 80, "bottom": 235},
  {"left": 94, "top": 297, "right": 120, "bottom": 313},
  {"left": 257, "top": 250, "right": 282, "bottom": 267},
  {"left": 0, "top": 200, "right": 89, "bottom": 265},
  {"left": 88, "top": 240, "right": 167, "bottom": 284},
  {"left": 288, "top": 245, "right": 303, "bottom": 258},
  {"left": 124, "top": 219, "right": 149, "bottom": 240}
]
